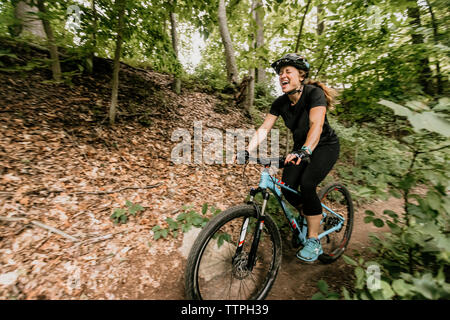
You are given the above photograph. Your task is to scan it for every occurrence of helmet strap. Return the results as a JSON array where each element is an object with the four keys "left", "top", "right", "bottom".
[{"left": 287, "top": 85, "right": 303, "bottom": 96}]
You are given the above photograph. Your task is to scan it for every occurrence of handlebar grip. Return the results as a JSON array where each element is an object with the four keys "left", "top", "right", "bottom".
[{"left": 245, "top": 156, "right": 309, "bottom": 168}]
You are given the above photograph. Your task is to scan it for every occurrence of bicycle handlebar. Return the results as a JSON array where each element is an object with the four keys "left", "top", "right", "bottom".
[{"left": 245, "top": 156, "right": 308, "bottom": 168}]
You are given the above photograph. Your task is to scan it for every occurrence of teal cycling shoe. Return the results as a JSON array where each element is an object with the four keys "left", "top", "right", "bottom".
[{"left": 296, "top": 237, "right": 323, "bottom": 262}]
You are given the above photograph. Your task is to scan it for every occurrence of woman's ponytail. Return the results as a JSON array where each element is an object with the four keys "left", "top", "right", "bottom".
[
  {"left": 305, "top": 79, "right": 338, "bottom": 110},
  {"left": 298, "top": 70, "right": 338, "bottom": 109}
]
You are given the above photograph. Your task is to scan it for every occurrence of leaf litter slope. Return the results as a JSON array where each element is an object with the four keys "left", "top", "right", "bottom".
[{"left": 0, "top": 42, "right": 396, "bottom": 299}]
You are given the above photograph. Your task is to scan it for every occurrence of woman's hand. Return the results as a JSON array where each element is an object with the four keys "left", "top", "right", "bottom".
[{"left": 284, "top": 150, "right": 310, "bottom": 165}]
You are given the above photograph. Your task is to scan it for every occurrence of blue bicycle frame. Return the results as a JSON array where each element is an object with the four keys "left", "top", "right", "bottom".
[{"left": 251, "top": 168, "right": 346, "bottom": 247}]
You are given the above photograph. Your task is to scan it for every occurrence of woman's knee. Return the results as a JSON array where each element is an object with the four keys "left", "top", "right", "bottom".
[
  {"left": 299, "top": 180, "right": 317, "bottom": 194},
  {"left": 281, "top": 188, "right": 302, "bottom": 207}
]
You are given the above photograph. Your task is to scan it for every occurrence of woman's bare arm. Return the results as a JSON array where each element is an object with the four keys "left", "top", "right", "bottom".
[
  {"left": 304, "top": 106, "right": 326, "bottom": 152},
  {"left": 247, "top": 114, "right": 278, "bottom": 153}
]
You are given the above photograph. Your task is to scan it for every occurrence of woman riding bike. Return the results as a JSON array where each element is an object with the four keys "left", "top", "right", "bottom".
[{"left": 245, "top": 53, "right": 340, "bottom": 262}]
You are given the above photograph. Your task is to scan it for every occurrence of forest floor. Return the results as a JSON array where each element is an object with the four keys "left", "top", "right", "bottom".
[{"left": 0, "top": 40, "right": 404, "bottom": 299}]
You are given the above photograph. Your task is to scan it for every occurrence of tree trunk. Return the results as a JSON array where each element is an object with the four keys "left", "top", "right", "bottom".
[
  {"left": 109, "top": 0, "right": 126, "bottom": 126},
  {"left": 317, "top": 3, "right": 324, "bottom": 36},
  {"left": 36, "top": 0, "right": 61, "bottom": 81},
  {"left": 218, "top": 0, "right": 239, "bottom": 85},
  {"left": 170, "top": 8, "right": 181, "bottom": 94},
  {"left": 245, "top": 69, "right": 255, "bottom": 116},
  {"left": 424, "top": 0, "right": 443, "bottom": 95},
  {"left": 407, "top": 2, "right": 434, "bottom": 95},
  {"left": 86, "top": 0, "right": 98, "bottom": 74},
  {"left": 294, "top": 0, "right": 312, "bottom": 53},
  {"left": 12, "top": 0, "right": 46, "bottom": 38},
  {"left": 253, "top": 0, "right": 265, "bottom": 83}
]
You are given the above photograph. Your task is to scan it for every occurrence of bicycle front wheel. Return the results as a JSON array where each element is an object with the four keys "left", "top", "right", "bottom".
[
  {"left": 318, "top": 182, "right": 354, "bottom": 264},
  {"left": 184, "top": 204, "right": 282, "bottom": 300}
]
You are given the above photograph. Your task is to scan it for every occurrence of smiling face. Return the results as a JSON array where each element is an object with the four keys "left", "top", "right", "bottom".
[{"left": 279, "top": 65, "right": 305, "bottom": 93}]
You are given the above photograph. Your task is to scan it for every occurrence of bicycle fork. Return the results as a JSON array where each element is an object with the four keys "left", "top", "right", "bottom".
[{"left": 233, "top": 188, "right": 269, "bottom": 272}]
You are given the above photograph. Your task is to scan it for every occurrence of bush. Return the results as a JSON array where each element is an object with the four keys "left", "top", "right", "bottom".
[{"left": 337, "top": 99, "right": 450, "bottom": 300}]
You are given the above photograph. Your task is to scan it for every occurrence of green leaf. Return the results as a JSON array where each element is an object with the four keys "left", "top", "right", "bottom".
[
  {"left": 176, "top": 212, "right": 187, "bottom": 221},
  {"left": 365, "top": 210, "right": 375, "bottom": 216},
  {"left": 182, "top": 223, "right": 192, "bottom": 233},
  {"left": 342, "top": 287, "right": 352, "bottom": 300},
  {"left": 113, "top": 208, "right": 126, "bottom": 216},
  {"left": 202, "top": 203, "right": 208, "bottom": 215},
  {"left": 383, "top": 210, "right": 399, "bottom": 219},
  {"left": 128, "top": 206, "right": 137, "bottom": 216},
  {"left": 217, "top": 234, "right": 224, "bottom": 248},
  {"left": 386, "top": 220, "right": 401, "bottom": 234},
  {"left": 317, "top": 280, "right": 329, "bottom": 293},
  {"left": 380, "top": 280, "right": 395, "bottom": 300},
  {"left": 355, "top": 267, "right": 365, "bottom": 289},
  {"left": 166, "top": 218, "right": 178, "bottom": 230},
  {"left": 370, "top": 289, "right": 385, "bottom": 300},
  {"left": 389, "top": 189, "right": 403, "bottom": 199},
  {"left": 412, "top": 273, "right": 439, "bottom": 299},
  {"left": 192, "top": 215, "right": 204, "bottom": 226},
  {"left": 373, "top": 219, "right": 385, "bottom": 228},
  {"left": 425, "top": 191, "right": 442, "bottom": 212},
  {"left": 311, "top": 292, "right": 325, "bottom": 300},
  {"left": 392, "top": 279, "right": 410, "bottom": 297},
  {"left": 326, "top": 293, "right": 341, "bottom": 300},
  {"left": 399, "top": 174, "right": 415, "bottom": 192},
  {"left": 342, "top": 254, "right": 359, "bottom": 266},
  {"left": 161, "top": 229, "right": 169, "bottom": 238},
  {"left": 364, "top": 216, "right": 374, "bottom": 224},
  {"left": 378, "top": 99, "right": 450, "bottom": 137}
]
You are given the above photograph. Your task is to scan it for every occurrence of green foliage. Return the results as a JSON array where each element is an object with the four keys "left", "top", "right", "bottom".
[
  {"left": 367, "top": 187, "right": 450, "bottom": 277},
  {"left": 151, "top": 203, "right": 221, "bottom": 241},
  {"left": 212, "top": 232, "right": 232, "bottom": 249},
  {"left": 378, "top": 99, "right": 450, "bottom": 137},
  {"left": 341, "top": 116, "right": 450, "bottom": 300},
  {"left": 329, "top": 117, "right": 412, "bottom": 204},
  {"left": 311, "top": 280, "right": 340, "bottom": 300},
  {"left": 111, "top": 200, "right": 145, "bottom": 224},
  {"left": 253, "top": 80, "right": 277, "bottom": 113},
  {"left": 341, "top": 256, "right": 450, "bottom": 300}
]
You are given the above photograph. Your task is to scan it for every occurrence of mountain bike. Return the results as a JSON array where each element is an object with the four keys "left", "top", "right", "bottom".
[{"left": 184, "top": 156, "right": 354, "bottom": 300}]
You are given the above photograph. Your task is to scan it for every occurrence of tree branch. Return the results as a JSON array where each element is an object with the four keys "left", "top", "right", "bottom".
[{"left": 0, "top": 216, "right": 79, "bottom": 242}]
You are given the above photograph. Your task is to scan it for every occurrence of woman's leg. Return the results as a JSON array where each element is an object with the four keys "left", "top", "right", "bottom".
[
  {"left": 300, "top": 143, "right": 340, "bottom": 238},
  {"left": 295, "top": 143, "right": 340, "bottom": 261},
  {"left": 280, "top": 162, "right": 307, "bottom": 208}
]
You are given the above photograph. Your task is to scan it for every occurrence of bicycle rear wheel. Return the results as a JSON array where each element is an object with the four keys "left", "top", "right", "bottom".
[
  {"left": 184, "top": 204, "right": 282, "bottom": 300},
  {"left": 317, "top": 183, "right": 354, "bottom": 264}
]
